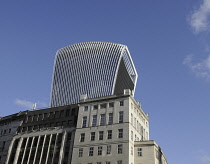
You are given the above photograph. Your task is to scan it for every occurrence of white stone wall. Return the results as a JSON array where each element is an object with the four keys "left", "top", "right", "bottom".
[
  {"left": 71, "top": 92, "right": 169, "bottom": 164},
  {"left": 134, "top": 141, "right": 168, "bottom": 164},
  {"left": 72, "top": 96, "right": 131, "bottom": 164}
]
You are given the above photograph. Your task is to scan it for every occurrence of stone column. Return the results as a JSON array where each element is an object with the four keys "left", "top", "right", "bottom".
[
  {"left": 39, "top": 135, "right": 47, "bottom": 164},
  {"left": 45, "top": 134, "right": 52, "bottom": 164},
  {"left": 27, "top": 137, "right": 35, "bottom": 164},
  {"left": 51, "top": 133, "right": 59, "bottom": 164},
  {"left": 58, "top": 131, "right": 67, "bottom": 164},
  {"left": 13, "top": 137, "right": 23, "bottom": 164},
  {"left": 32, "top": 135, "right": 40, "bottom": 164},
  {"left": 5, "top": 138, "right": 15, "bottom": 164},
  {"left": 67, "top": 130, "right": 75, "bottom": 164}
]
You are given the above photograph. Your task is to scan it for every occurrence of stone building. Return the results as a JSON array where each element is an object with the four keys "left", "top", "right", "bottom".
[
  {"left": 3, "top": 92, "right": 168, "bottom": 164},
  {"left": 0, "top": 111, "right": 27, "bottom": 164},
  {"left": 71, "top": 90, "right": 155, "bottom": 164},
  {"left": 5, "top": 104, "right": 79, "bottom": 164}
]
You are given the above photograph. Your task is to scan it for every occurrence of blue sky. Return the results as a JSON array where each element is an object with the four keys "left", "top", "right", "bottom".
[{"left": 1, "top": 0, "right": 210, "bottom": 163}]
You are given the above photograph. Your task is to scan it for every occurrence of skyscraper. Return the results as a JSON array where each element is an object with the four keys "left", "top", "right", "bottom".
[{"left": 50, "top": 42, "right": 138, "bottom": 107}]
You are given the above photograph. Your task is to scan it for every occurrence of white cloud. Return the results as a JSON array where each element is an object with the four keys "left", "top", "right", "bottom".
[
  {"left": 15, "top": 99, "right": 34, "bottom": 109},
  {"left": 200, "top": 155, "right": 210, "bottom": 163},
  {"left": 15, "top": 99, "right": 48, "bottom": 109},
  {"left": 183, "top": 55, "right": 210, "bottom": 80},
  {"left": 189, "top": 0, "right": 210, "bottom": 33}
]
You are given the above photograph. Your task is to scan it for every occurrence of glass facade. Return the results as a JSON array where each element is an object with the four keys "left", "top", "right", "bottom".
[{"left": 50, "top": 42, "right": 138, "bottom": 107}]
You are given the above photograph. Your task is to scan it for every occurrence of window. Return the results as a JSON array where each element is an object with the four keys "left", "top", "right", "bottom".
[
  {"left": 118, "top": 144, "right": 123, "bottom": 154},
  {"left": 131, "top": 146, "right": 133, "bottom": 155},
  {"left": 84, "top": 106, "right": 88, "bottom": 111},
  {"left": 33, "top": 115, "right": 37, "bottom": 121},
  {"left": 117, "top": 160, "right": 122, "bottom": 164},
  {"left": 138, "top": 148, "right": 142, "bottom": 156},
  {"left": 60, "top": 110, "right": 65, "bottom": 117},
  {"left": 119, "top": 111, "right": 124, "bottom": 123},
  {"left": 109, "top": 102, "right": 114, "bottom": 107},
  {"left": 100, "top": 114, "right": 105, "bottom": 126},
  {"left": 118, "top": 129, "right": 123, "bottom": 138},
  {"left": 78, "top": 148, "right": 83, "bottom": 157},
  {"left": 28, "top": 116, "right": 32, "bottom": 122},
  {"left": 56, "top": 122, "right": 61, "bottom": 126},
  {"left": 138, "top": 123, "right": 141, "bottom": 132},
  {"left": 22, "top": 127, "right": 26, "bottom": 132},
  {"left": 106, "top": 162, "right": 111, "bottom": 164},
  {"left": 50, "top": 112, "right": 54, "bottom": 119},
  {"left": 140, "top": 126, "right": 143, "bottom": 136},
  {"left": 107, "top": 145, "right": 111, "bottom": 154},
  {"left": 97, "top": 163, "right": 102, "bottom": 164},
  {"left": 9, "top": 129, "right": 11, "bottom": 133},
  {"left": 107, "top": 130, "right": 112, "bottom": 139},
  {"left": 98, "top": 146, "right": 102, "bottom": 155},
  {"left": 28, "top": 126, "right": 32, "bottom": 131},
  {"left": 2, "top": 141, "right": 6, "bottom": 150},
  {"left": 89, "top": 147, "right": 94, "bottom": 156},
  {"left": 119, "top": 100, "right": 124, "bottom": 106},
  {"left": 92, "top": 115, "right": 97, "bottom": 127},
  {"left": 137, "top": 120, "right": 139, "bottom": 131},
  {"left": 94, "top": 105, "right": 98, "bottom": 110},
  {"left": 44, "top": 113, "right": 48, "bottom": 119},
  {"left": 131, "top": 113, "right": 133, "bottom": 125},
  {"left": 67, "top": 132, "right": 72, "bottom": 141},
  {"left": 71, "top": 108, "right": 76, "bottom": 116},
  {"left": 108, "top": 113, "right": 113, "bottom": 125},
  {"left": 100, "top": 103, "right": 106, "bottom": 109},
  {"left": 82, "top": 116, "right": 87, "bottom": 128},
  {"left": 55, "top": 111, "right": 60, "bottom": 119},
  {"left": 91, "top": 132, "right": 95, "bottom": 141},
  {"left": 62, "top": 121, "right": 66, "bottom": 126},
  {"left": 134, "top": 117, "right": 136, "bottom": 128},
  {"left": 99, "top": 131, "right": 104, "bottom": 140},
  {"left": 80, "top": 133, "right": 85, "bottom": 142},
  {"left": 66, "top": 109, "right": 70, "bottom": 116}
]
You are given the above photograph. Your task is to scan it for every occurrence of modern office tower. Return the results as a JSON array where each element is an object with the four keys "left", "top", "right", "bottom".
[
  {"left": 0, "top": 112, "right": 27, "bottom": 164},
  {"left": 50, "top": 42, "right": 138, "bottom": 107},
  {"left": 5, "top": 104, "right": 79, "bottom": 164}
]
